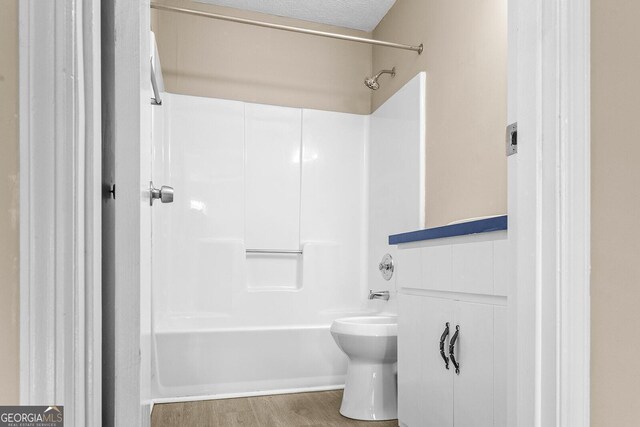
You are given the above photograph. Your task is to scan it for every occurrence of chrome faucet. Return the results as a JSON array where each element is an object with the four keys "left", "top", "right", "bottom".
[{"left": 369, "top": 290, "right": 390, "bottom": 301}]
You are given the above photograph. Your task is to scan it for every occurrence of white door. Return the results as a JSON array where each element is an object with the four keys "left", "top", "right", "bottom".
[
  {"left": 102, "top": 0, "right": 152, "bottom": 425},
  {"left": 399, "top": 294, "right": 454, "bottom": 427},
  {"left": 452, "top": 301, "right": 495, "bottom": 427}
]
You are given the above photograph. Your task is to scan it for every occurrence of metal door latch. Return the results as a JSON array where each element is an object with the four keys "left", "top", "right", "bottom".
[{"left": 506, "top": 122, "right": 518, "bottom": 156}]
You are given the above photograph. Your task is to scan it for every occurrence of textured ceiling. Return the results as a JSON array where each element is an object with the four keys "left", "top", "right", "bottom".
[{"left": 194, "top": 0, "right": 397, "bottom": 32}]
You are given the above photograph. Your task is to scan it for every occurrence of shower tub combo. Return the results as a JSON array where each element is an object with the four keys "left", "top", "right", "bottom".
[
  {"left": 150, "top": 93, "right": 373, "bottom": 401},
  {"left": 150, "top": 73, "right": 424, "bottom": 403}
]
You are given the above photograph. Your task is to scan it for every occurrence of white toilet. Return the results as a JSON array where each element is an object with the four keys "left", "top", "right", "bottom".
[{"left": 330, "top": 315, "right": 398, "bottom": 420}]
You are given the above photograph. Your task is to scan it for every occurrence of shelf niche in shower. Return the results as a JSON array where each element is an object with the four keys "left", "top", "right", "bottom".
[{"left": 245, "top": 252, "right": 303, "bottom": 291}]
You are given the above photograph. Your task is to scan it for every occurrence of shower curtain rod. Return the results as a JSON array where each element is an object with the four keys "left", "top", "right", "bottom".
[{"left": 150, "top": 3, "right": 423, "bottom": 54}]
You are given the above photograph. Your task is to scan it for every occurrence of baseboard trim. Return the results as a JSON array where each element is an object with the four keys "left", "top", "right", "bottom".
[{"left": 151, "top": 384, "right": 345, "bottom": 405}]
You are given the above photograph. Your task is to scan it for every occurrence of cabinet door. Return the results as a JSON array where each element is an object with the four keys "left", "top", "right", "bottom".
[
  {"left": 398, "top": 294, "right": 454, "bottom": 427},
  {"left": 452, "top": 301, "right": 495, "bottom": 427},
  {"left": 398, "top": 294, "right": 423, "bottom": 427}
]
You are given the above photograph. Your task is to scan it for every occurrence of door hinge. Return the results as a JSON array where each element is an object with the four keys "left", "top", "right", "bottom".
[{"left": 506, "top": 122, "right": 517, "bottom": 156}]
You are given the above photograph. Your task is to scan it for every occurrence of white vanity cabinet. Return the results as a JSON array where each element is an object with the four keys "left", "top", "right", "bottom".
[
  {"left": 395, "top": 231, "right": 508, "bottom": 427},
  {"left": 399, "top": 294, "right": 505, "bottom": 427}
]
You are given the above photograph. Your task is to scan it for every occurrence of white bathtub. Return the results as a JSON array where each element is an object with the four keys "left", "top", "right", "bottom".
[
  {"left": 151, "top": 323, "right": 356, "bottom": 401},
  {"left": 150, "top": 307, "right": 379, "bottom": 401}
]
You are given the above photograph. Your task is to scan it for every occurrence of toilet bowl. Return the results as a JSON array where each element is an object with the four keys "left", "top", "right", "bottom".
[{"left": 330, "top": 315, "right": 398, "bottom": 421}]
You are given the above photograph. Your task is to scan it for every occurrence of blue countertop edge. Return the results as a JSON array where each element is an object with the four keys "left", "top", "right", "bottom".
[{"left": 389, "top": 215, "right": 508, "bottom": 245}]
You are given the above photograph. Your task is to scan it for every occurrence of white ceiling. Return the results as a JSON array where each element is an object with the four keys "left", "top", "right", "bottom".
[{"left": 194, "top": 0, "right": 397, "bottom": 32}]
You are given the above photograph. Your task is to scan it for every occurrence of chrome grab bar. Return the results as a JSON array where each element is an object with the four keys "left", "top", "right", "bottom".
[{"left": 246, "top": 249, "right": 302, "bottom": 254}]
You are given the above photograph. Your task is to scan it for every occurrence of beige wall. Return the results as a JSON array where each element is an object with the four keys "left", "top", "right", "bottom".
[
  {"left": 0, "top": 0, "right": 20, "bottom": 405},
  {"left": 591, "top": 0, "right": 640, "bottom": 424},
  {"left": 372, "top": 0, "right": 508, "bottom": 227},
  {"left": 151, "top": 0, "right": 373, "bottom": 114}
]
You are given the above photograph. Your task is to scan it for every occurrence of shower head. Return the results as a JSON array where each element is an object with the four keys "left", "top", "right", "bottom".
[
  {"left": 364, "top": 77, "right": 381, "bottom": 90},
  {"left": 364, "top": 67, "right": 396, "bottom": 90}
]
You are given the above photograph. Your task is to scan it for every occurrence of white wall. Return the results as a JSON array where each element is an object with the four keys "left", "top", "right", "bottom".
[{"left": 368, "top": 73, "right": 426, "bottom": 313}]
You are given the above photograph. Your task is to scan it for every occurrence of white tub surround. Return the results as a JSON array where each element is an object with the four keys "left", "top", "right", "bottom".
[
  {"left": 392, "top": 219, "right": 508, "bottom": 427},
  {"left": 367, "top": 72, "right": 426, "bottom": 314},
  {"left": 151, "top": 94, "right": 372, "bottom": 400}
]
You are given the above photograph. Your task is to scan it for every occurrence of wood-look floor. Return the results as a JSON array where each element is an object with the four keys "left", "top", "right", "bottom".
[{"left": 151, "top": 390, "right": 398, "bottom": 427}]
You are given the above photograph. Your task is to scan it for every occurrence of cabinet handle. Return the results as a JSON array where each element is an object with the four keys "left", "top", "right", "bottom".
[
  {"left": 449, "top": 325, "right": 460, "bottom": 374},
  {"left": 439, "top": 322, "right": 450, "bottom": 369}
]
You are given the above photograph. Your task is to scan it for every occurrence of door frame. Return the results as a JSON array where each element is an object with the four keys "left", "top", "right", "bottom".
[
  {"left": 509, "top": 0, "right": 591, "bottom": 425},
  {"left": 19, "top": 0, "right": 591, "bottom": 425},
  {"left": 19, "top": 0, "right": 102, "bottom": 425}
]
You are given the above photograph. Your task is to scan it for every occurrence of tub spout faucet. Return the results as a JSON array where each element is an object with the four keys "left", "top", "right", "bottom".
[{"left": 369, "top": 290, "right": 390, "bottom": 301}]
